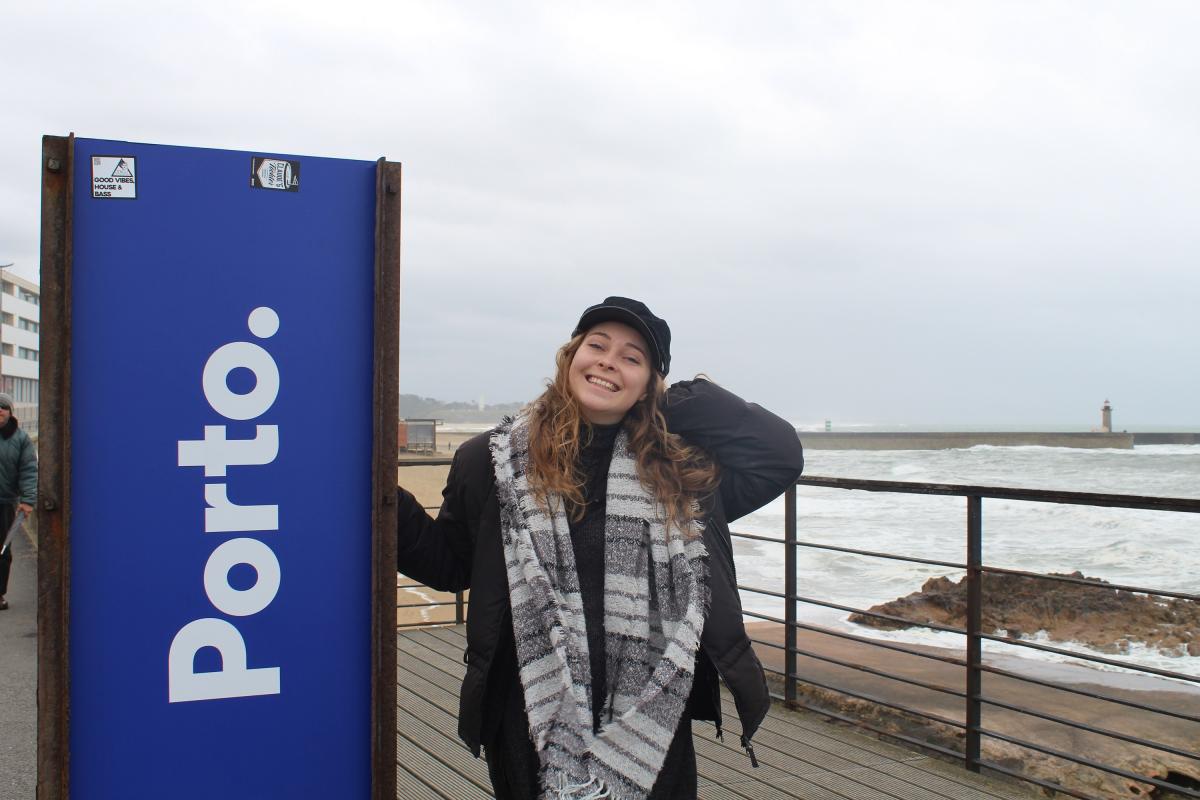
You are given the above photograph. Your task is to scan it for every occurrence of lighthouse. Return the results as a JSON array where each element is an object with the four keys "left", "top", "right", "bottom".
[{"left": 1101, "top": 399, "right": 1112, "bottom": 433}]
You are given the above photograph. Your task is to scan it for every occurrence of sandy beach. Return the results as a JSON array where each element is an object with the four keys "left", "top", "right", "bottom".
[{"left": 395, "top": 462, "right": 460, "bottom": 627}]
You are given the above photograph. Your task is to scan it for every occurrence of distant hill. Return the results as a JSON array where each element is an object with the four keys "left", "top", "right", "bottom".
[{"left": 400, "top": 393, "right": 527, "bottom": 423}]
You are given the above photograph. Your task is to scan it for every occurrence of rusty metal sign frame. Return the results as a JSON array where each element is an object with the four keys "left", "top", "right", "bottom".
[{"left": 36, "top": 135, "right": 400, "bottom": 800}]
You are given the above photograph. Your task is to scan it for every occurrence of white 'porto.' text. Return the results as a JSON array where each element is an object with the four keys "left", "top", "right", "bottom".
[{"left": 170, "top": 307, "right": 283, "bottom": 703}]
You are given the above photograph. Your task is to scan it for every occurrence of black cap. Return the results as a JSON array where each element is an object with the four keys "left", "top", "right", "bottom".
[{"left": 572, "top": 296, "right": 671, "bottom": 375}]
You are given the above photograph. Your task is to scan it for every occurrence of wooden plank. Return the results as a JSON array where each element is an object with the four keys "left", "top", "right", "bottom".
[
  {"left": 395, "top": 763, "right": 449, "bottom": 800},
  {"left": 396, "top": 696, "right": 491, "bottom": 791},
  {"left": 408, "top": 628, "right": 468, "bottom": 663},
  {"left": 396, "top": 626, "right": 1044, "bottom": 800},
  {"left": 397, "top": 665, "right": 461, "bottom": 716},
  {"left": 877, "top": 762, "right": 1040, "bottom": 800},
  {"left": 694, "top": 736, "right": 849, "bottom": 800},
  {"left": 395, "top": 734, "right": 491, "bottom": 800}
]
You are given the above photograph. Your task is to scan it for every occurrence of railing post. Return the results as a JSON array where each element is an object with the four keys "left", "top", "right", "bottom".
[
  {"left": 455, "top": 591, "right": 465, "bottom": 625},
  {"left": 784, "top": 482, "right": 798, "bottom": 708},
  {"left": 965, "top": 494, "right": 983, "bottom": 772}
]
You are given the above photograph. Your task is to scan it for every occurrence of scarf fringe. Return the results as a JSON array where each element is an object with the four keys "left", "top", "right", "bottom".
[{"left": 554, "top": 774, "right": 611, "bottom": 800}]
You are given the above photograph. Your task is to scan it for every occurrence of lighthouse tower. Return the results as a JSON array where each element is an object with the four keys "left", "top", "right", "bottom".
[{"left": 1101, "top": 399, "right": 1112, "bottom": 433}]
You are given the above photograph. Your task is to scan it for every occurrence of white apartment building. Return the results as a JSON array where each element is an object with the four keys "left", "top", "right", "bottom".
[{"left": 1, "top": 271, "right": 40, "bottom": 408}]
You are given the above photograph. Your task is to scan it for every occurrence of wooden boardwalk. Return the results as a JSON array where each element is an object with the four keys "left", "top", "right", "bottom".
[{"left": 397, "top": 626, "right": 1039, "bottom": 799}]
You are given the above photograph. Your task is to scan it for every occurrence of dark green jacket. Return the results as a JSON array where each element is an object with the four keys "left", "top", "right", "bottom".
[{"left": 0, "top": 423, "right": 37, "bottom": 506}]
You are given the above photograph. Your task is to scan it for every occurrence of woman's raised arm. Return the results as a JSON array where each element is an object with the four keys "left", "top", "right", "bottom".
[{"left": 664, "top": 378, "right": 804, "bottom": 522}]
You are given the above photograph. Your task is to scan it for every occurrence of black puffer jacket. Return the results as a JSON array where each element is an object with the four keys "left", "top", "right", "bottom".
[{"left": 396, "top": 379, "right": 804, "bottom": 757}]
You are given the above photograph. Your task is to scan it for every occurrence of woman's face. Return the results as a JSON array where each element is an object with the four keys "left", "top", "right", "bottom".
[{"left": 568, "top": 321, "right": 653, "bottom": 425}]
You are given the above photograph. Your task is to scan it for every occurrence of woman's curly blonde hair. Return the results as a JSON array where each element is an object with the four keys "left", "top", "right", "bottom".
[{"left": 524, "top": 333, "right": 719, "bottom": 534}]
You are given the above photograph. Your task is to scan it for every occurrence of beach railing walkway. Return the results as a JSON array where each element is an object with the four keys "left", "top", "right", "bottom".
[
  {"left": 397, "top": 623, "right": 1040, "bottom": 799},
  {"left": 397, "top": 461, "right": 1200, "bottom": 799},
  {"left": 759, "top": 477, "right": 1200, "bottom": 800}
]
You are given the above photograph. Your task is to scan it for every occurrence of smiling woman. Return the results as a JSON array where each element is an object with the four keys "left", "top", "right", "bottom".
[
  {"left": 395, "top": 296, "right": 805, "bottom": 799},
  {"left": 568, "top": 322, "right": 652, "bottom": 425}
]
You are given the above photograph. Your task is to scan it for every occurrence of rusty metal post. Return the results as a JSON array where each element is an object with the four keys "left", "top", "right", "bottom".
[
  {"left": 965, "top": 494, "right": 983, "bottom": 772},
  {"left": 371, "top": 158, "right": 402, "bottom": 800},
  {"left": 784, "top": 482, "right": 798, "bottom": 708},
  {"left": 38, "top": 133, "right": 74, "bottom": 800}
]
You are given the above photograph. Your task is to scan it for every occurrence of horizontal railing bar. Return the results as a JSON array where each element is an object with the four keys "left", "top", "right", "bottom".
[
  {"left": 741, "top": 610, "right": 969, "bottom": 667},
  {"left": 800, "top": 475, "right": 1200, "bottom": 512},
  {"left": 742, "top": 587, "right": 970, "bottom": 636},
  {"left": 397, "top": 458, "right": 453, "bottom": 466},
  {"left": 395, "top": 601, "right": 458, "bottom": 610},
  {"left": 979, "top": 694, "right": 1200, "bottom": 761},
  {"left": 751, "top": 636, "right": 966, "bottom": 698},
  {"left": 978, "top": 632, "right": 1200, "bottom": 683},
  {"left": 774, "top": 668, "right": 965, "bottom": 729},
  {"left": 791, "top": 539, "right": 967, "bottom": 569},
  {"left": 767, "top": 690, "right": 965, "bottom": 762},
  {"left": 978, "top": 726, "right": 1200, "bottom": 798},
  {"left": 978, "top": 563, "right": 1200, "bottom": 602},
  {"left": 729, "top": 531, "right": 786, "bottom": 545},
  {"left": 973, "top": 760, "right": 1102, "bottom": 800},
  {"left": 977, "top": 662, "right": 1200, "bottom": 724}
]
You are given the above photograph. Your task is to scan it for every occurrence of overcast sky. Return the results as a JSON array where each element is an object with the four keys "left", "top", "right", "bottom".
[{"left": 4, "top": 1, "right": 1198, "bottom": 426}]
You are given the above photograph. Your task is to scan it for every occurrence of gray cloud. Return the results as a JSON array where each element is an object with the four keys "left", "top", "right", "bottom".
[{"left": 4, "top": 1, "right": 1199, "bottom": 425}]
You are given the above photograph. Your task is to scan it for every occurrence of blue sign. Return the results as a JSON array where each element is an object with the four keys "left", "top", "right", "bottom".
[{"left": 69, "top": 139, "right": 377, "bottom": 797}]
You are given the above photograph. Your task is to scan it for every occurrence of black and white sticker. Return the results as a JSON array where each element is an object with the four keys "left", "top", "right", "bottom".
[
  {"left": 250, "top": 157, "right": 300, "bottom": 192},
  {"left": 92, "top": 156, "right": 137, "bottom": 199}
]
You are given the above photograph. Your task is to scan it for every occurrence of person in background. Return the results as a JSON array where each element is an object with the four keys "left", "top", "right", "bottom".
[
  {"left": 0, "top": 392, "right": 37, "bottom": 611},
  {"left": 396, "top": 297, "right": 804, "bottom": 799}
]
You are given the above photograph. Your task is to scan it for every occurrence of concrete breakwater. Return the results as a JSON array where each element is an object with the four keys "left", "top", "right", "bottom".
[
  {"left": 799, "top": 431, "right": 1135, "bottom": 450},
  {"left": 1131, "top": 432, "right": 1200, "bottom": 444}
]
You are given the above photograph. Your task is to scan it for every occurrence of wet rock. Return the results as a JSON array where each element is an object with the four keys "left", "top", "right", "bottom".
[{"left": 848, "top": 571, "right": 1200, "bottom": 656}]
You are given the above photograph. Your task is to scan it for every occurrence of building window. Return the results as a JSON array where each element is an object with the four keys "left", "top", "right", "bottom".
[
  {"left": 17, "top": 317, "right": 38, "bottom": 333},
  {"left": 1, "top": 282, "right": 12, "bottom": 295},
  {"left": 1, "top": 313, "right": 11, "bottom": 326},
  {"left": 0, "top": 376, "right": 39, "bottom": 405},
  {"left": 17, "top": 347, "right": 38, "bottom": 362},
  {"left": 18, "top": 289, "right": 39, "bottom": 306},
  {"left": 1, "top": 344, "right": 11, "bottom": 356}
]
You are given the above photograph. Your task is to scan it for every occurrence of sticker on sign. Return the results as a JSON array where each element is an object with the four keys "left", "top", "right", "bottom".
[
  {"left": 92, "top": 156, "right": 137, "bottom": 199},
  {"left": 251, "top": 157, "right": 300, "bottom": 192}
]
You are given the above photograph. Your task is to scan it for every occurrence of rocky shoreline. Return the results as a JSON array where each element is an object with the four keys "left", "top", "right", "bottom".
[{"left": 848, "top": 571, "right": 1200, "bottom": 659}]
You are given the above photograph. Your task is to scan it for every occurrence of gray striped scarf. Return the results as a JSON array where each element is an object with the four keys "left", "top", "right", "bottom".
[{"left": 491, "top": 414, "right": 709, "bottom": 800}]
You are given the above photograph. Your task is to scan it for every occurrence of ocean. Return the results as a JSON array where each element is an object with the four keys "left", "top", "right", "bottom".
[
  {"left": 439, "top": 422, "right": 1200, "bottom": 681},
  {"left": 737, "top": 436, "right": 1200, "bottom": 681}
]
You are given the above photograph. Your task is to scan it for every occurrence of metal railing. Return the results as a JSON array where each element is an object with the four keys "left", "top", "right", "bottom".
[
  {"left": 395, "top": 458, "right": 465, "bottom": 628},
  {"left": 745, "top": 476, "right": 1200, "bottom": 800},
  {"left": 395, "top": 460, "right": 1200, "bottom": 798}
]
